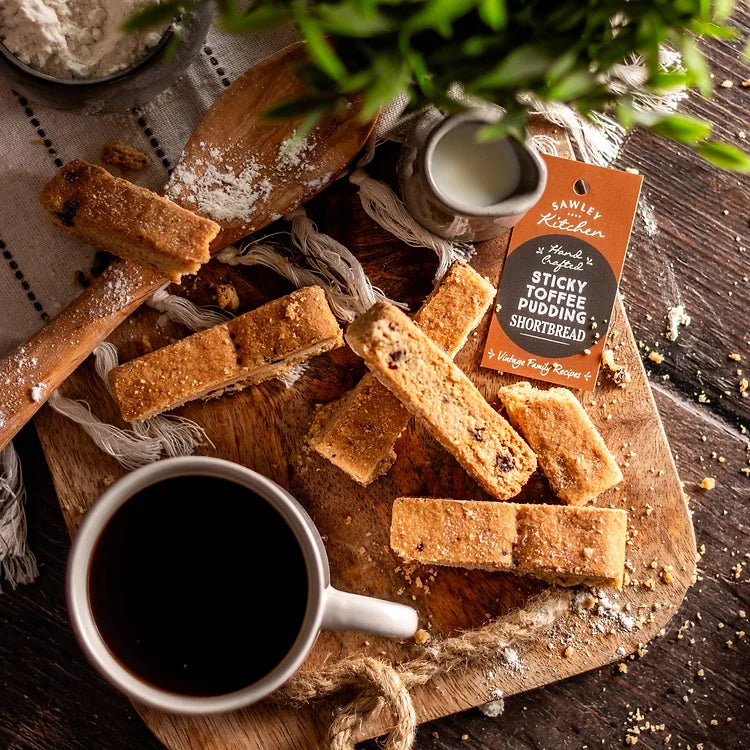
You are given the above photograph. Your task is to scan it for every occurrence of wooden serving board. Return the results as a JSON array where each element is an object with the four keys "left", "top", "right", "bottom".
[{"left": 33, "top": 131, "right": 695, "bottom": 749}]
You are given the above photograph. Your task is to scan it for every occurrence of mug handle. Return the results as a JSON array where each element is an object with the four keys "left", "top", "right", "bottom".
[{"left": 321, "top": 586, "right": 419, "bottom": 639}]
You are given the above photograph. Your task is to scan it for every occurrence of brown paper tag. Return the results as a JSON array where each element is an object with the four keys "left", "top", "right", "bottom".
[{"left": 481, "top": 154, "right": 642, "bottom": 390}]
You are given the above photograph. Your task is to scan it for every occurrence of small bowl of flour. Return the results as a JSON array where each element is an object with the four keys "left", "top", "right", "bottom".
[{"left": 0, "top": 0, "right": 213, "bottom": 112}]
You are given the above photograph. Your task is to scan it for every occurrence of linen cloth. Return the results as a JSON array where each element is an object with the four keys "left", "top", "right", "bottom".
[{"left": 0, "top": 24, "right": 297, "bottom": 357}]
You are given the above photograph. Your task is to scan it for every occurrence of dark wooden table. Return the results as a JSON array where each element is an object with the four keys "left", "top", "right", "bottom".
[{"left": 1, "top": 25, "right": 749, "bottom": 750}]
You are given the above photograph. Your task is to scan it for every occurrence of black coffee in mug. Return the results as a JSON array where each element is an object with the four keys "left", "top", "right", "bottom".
[{"left": 88, "top": 476, "right": 308, "bottom": 696}]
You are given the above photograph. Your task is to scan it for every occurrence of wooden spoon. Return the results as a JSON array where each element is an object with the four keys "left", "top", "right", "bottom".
[{"left": 0, "top": 43, "right": 374, "bottom": 451}]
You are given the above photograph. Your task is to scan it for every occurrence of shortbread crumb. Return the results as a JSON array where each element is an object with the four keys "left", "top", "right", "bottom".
[
  {"left": 601, "top": 348, "right": 631, "bottom": 389},
  {"left": 216, "top": 283, "right": 240, "bottom": 312},
  {"left": 666, "top": 304, "right": 691, "bottom": 342},
  {"left": 100, "top": 141, "right": 149, "bottom": 172}
]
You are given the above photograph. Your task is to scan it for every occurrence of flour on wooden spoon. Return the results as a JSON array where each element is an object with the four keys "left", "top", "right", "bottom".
[
  {"left": 167, "top": 150, "right": 273, "bottom": 225},
  {"left": 166, "top": 134, "right": 325, "bottom": 224}
]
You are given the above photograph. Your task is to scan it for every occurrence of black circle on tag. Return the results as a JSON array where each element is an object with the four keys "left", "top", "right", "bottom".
[{"left": 497, "top": 233, "right": 616, "bottom": 358}]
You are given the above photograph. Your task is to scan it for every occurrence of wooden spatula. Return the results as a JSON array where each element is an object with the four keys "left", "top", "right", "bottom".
[{"left": 0, "top": 43, "right": 374, "bottom": 451}]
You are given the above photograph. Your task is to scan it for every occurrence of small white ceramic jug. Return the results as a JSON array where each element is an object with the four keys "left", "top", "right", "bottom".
[{"left": 398, "top": 110, "right": 547, "bottom": 242}]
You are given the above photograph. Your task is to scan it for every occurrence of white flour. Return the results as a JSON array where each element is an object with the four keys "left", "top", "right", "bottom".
[
  {"left": 573, "top": 588, "right": 636, "bottom": 634},
  {"left": 499, "top": 646, "right": 524, "bottom": 672},
  {"left": 276, "top": 131, "right": 316, "bottom": 170},
  {"left": 479, "top": 690, "right": 505, "bottom": 718},
  {"left": 29, "top": 383, "right": 47, "bottom": 403},
  {"left": 168, "top": 157, "right": 274, "bottom": 223},
  {"left": 0, "top": 0, "right": 166, "bottom": 79},
  {"left": 666, "top": 303, "right": 691, "bottom": 341},
  {"left": 167, "top": 150, "right": 275, "bottom": 224}
]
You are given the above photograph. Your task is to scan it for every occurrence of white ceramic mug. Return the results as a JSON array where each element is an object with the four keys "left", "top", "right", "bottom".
[{"left": 67, "top": 456, "right": 418, "bottom": 714}]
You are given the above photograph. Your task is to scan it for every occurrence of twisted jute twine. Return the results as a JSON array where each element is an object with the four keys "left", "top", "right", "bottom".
[{"left": 271, "top": 589, "right": 571, "bottom": 750}]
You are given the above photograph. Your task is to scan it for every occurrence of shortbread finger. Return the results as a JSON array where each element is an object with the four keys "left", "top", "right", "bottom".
[
  {"left": 346, "top": 302, "right": 536, "bottom": 499},
  {"left": 391, "top": 496, "right": 517, "bottom": 570},
  {"left": 110, "top": 287, "right": 342, "bottom": 421},
  {"left": 40, "top": 160, "right": 220, "bottom": 282},
  {"left": 498, "top": 381, "right": 622, "bottom": 505},
  {"left": 514, "top": 503, "right": 627, "bottom": 587},
  {"left": 311, "top": 263, "right": 495, "bottom": 484},
  {"left": 309, "top": 377, "right": 410, "bottom": 483},
  {"left": 412, "top": 263, "right": 496, "bottom": 357},
  {"left": 390, "top": 497, "right": 627, "bottom": 588}
]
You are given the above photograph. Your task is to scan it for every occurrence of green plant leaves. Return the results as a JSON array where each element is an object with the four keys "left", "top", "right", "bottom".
[
  {"left": 122, "top": 0, "right": 749, "bottom": 173},
  {"left": 478, "top": 0, "right": 507, "bottom": 31},
  {"left": 296, "top": 15, "right": 348, "bottom": 81},
  {"left": 648, "top": 70, "right": 690, "bottom": 90},
  {"left": 546, "top": 70, "right": 599, "bottom": 101},
  {"left": 360, "top": 55, "right": 411, "bottom": 119},
  {"left": 122, "top": 0, "right": 187, "bottom": 32},
  {"left": 265, "top": 95, "right": 332, "bottom": 120},
  {"left": 678, "top": 35, "right": 712, "bottom": 97},
  {"left": 694, "top": 141, "right": 750, "bottom": 172},
  {"left": 712, "top": 0, "right": 737, "bottom": 22},
  {"left": 648, "top": 114, "right": 713, "bottom": 143},
  {"left": 404, "top": 0, "right": 479, "bottom": 37},
  {"left": 477, "top": 108, "right": 527, "bottom": 141},
  {"left": 316, "top": 3, "right": 394, "bottom": 36},
  {"left": 220, "top": 6, "right": 292, "bottom": 33},
  {"left": 545, "top": 50, "right": 578, "bottom": 84},
  {"left": 474, "top": 45, "right": 555, "bottom": 88},
  {"left": 688, "top": 19, "right": 738, "bottom": 39}
]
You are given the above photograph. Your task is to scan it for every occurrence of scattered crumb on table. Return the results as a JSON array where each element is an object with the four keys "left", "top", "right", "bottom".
[
  {"left": 101, "top": 141, "right": 149, "bottom": 171},
  {"left": 414, "top": 629, "right": 431, "bottom": 645},
  {"left": 216, "top": 283, "right": 240, "bottom": 312},
  {"left": 602, "top": 348, "right": 631, "bottom": 388}
]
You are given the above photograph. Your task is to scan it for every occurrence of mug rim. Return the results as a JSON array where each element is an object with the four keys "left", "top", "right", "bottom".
[
  {"left": 423, "top": 112, "right": 548, "bottom": 218},
  {"left": 66, "top": 456, "right": 327, "bottom": 714}
]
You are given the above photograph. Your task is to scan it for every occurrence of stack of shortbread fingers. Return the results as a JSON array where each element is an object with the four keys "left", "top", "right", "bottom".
[
  {"left": 42, "top": 161, "right": 627, "bottom": 590},
  {"left": 343, "top": 288, "right": 626, "bottom": 589}
]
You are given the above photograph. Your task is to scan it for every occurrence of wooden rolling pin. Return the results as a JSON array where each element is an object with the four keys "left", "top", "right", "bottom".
[{"left": 0, "top": 44, "right": 374, "bottom": 451}]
